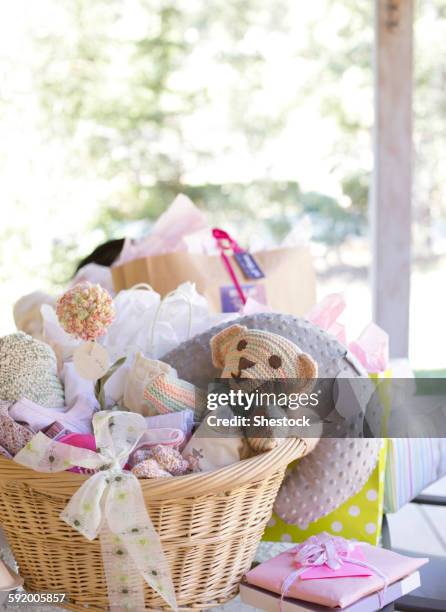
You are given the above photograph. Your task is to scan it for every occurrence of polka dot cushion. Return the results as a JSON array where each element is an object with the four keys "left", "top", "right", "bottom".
[
  {"left": 275, "top": 437, "right": 381, "bottom": 527},
  {"left": 264, "top": 441, "right": 386, "bottom": 545}
]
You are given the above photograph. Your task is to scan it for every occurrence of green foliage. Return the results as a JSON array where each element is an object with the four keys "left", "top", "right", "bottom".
[
  {"left": 85, "top": 179, "right": 366, "bottom": 251},
  {"left": 33, "top": 0, "right": 377, "bottom": 261}
]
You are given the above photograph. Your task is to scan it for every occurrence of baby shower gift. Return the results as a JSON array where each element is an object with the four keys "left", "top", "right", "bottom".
[{"left": 244, "top": 533, "right": 428, "bottom": 609}]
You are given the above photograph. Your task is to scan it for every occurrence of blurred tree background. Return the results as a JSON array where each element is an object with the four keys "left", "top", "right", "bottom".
[
  {"left": 33, "top": 0, "right": 374, "bottom": 282},
  {"left": 1, "top": 0, "right": 446, "bottom": 367}
]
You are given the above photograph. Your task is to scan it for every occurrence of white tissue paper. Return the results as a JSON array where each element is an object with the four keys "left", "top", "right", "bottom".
[
  {"left": 101, "top": 282, "right": 236, "bottom": 362},
  {"left": 102, "top": 283, "right": 235, "bottom": 407},
  {"left": 41, "top": 282, "right": 236, "bottom": 407}
]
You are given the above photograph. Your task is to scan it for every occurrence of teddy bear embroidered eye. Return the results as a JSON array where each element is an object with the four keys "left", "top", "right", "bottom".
[{"left": 210, "top": 324, "right": 318, "bottom": 453}]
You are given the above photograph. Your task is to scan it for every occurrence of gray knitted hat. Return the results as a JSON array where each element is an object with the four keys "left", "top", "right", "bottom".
[{"left": 0, "top": 332, "right": 64, "bottom": 409}]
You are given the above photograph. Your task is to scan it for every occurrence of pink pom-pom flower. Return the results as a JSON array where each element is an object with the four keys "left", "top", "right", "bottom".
[{"left": 56, "top": 282, "right": 115, "bottom": 342}]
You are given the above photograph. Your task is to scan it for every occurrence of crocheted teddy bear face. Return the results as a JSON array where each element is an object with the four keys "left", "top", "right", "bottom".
[
  {"left": 210, "top": 324, "right": 319, "bottom": 454},
  {"left": 211, "top": 324, "right": 318, "bottom": 385}
]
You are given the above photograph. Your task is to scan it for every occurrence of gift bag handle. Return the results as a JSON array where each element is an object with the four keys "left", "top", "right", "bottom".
[
  {"left": 129, "top": 282, "right": 156, "bottom": 292},
  {"left": 148, "top": 288, "right": 193, "bottom": 358}
]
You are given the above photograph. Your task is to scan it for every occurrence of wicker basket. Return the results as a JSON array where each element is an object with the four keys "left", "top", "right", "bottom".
[{"left": 0, "top": 438, "right": 305, "bottom": 611}]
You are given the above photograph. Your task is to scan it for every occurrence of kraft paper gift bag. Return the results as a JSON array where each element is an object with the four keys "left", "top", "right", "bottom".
[
  {"left": 112, "top": 245, "right": 316, "bottom": 316},
  {"left": 263, "top": 442, "right": 387, "bottom": 546}
]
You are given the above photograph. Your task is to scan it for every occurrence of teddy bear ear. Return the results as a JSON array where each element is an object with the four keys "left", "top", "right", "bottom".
[
  {"left": 295, "top": 353, "right": 318, "bottom": 388},
  {"left": 210, "top": 324, "right": 248, "bottom": 369}
]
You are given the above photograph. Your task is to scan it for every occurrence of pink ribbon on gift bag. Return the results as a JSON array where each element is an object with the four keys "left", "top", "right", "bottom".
[
  {"left": 280, "top": 533, "right": 388, "bottom": 611},
  {"left": 212, "top": 228, "right": 247, "bottom": 305}
]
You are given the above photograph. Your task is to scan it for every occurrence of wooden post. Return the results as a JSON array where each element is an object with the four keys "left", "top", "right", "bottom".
[{"left": 372, "top": 0, "right": 413, "bottom": 359}]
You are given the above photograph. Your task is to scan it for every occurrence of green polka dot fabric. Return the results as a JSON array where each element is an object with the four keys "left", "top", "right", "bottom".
[{"left": 263, "top": 441, "right": 387, "bottom": 546}]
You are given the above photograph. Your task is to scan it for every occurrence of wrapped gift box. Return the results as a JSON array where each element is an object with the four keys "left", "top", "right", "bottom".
[
  {"left": 240, "top": 571, "right": 421, "bottom": 611},
  {"left": 244, "top": 535, "right": 428, "bottom": 609}
]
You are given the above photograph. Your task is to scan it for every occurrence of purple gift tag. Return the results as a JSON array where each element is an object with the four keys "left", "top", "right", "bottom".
[
  {"left": 234, "top": 251, "right": 265, "bottom": 280},
  {"left": 220, "top": 284, "right": 267, "bottom": 312}
]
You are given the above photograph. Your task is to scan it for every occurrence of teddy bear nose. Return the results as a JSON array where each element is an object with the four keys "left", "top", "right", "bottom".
[{"left": 239, "top": 357, "right": 256, "bottom": 371}]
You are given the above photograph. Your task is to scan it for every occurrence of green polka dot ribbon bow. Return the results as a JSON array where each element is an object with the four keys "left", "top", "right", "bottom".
[{"left": 14, "top": 411, "right": 178, "bottom": 611}]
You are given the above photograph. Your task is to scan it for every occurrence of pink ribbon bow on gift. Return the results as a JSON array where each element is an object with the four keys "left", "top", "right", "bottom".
[
  {"left": 280, "top": 533, "right": 388, "bottom": 610},
  {"left": 212, "top": 228, "right": 247, "bottom": 305}
]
